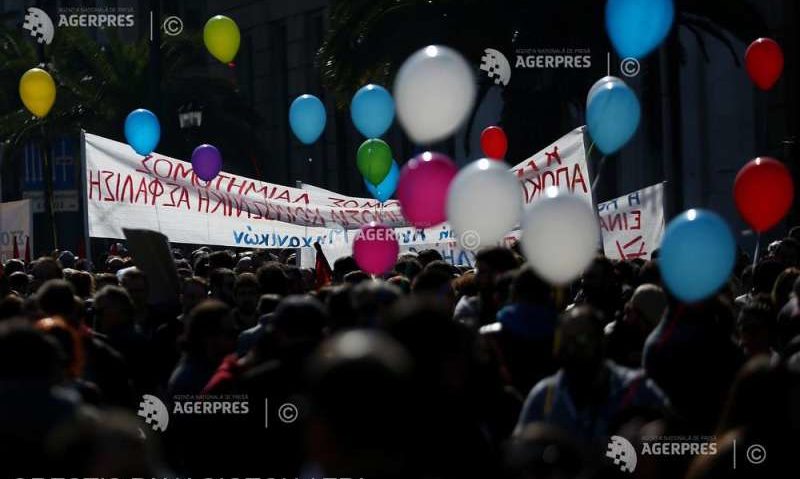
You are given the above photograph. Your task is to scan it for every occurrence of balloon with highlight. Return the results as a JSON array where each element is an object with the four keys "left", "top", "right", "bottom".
[
  {"left": 586, "top": 76, "right": 640, "bottom": 155},
  {"left": 365, "top": 160, "right": 399, "bottom": 202},
  {"left": 397, "top": 152, "right": 457, "bottom": 228},
  {"left": 745, "top": 38, "right": 784, "bottom": 91},
  {"left": 124, "top": 109, "right": 161, "bottom": 156},
  {"left": 606, "top": 0, "right": 674, "bottom": 59},
  {"left": 357, "top": 139, "right": 393, "bottom": 186},
  {"left": 734, "top": 157, "right": 793, "bottom": 233},
  {"left": 203, "top": 15, "right": 241, "bottom": 63},
  {"left": 192, "top": 144, "right": 223, "bottom": 181},
  {"left": 353, "top": 223, "right": 399, "bottom": 275},
  {"left": 351, "top": 84, "right": 395, "bottom": 138},
  {"left": 19, "top": 68, "right": 56, "bottom": 118},
  {"left": 289, "top": 94, "right": 326, "bottom": 144},
  {"left": 480, "top": 126, "right": 508, "bottom": 160}
]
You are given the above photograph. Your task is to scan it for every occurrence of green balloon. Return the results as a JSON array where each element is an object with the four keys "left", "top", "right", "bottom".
[{"left": 357, "top": 139, "right": 393, "bottom": 186}]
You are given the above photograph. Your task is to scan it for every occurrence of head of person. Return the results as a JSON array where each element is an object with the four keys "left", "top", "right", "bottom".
[
  {"left": 8, "top": 271, "right": 30, "bottom": 297},
  {"left": 57, "top": 250, "right": 76, "bottom": 269},
  {"left": 474, "top": 247, "right": 519, "bottom": 296},
  {"left": 393, "top": 255, "right": 422, "bottom": 282},
  {"left": 208, "top": 268, "right": 236, "bottom": 305},
  {"left": 0, "top": 319, "right": 63, "bottom": 384},
  {"left": 180, "top": 276, "right": 208, "bottom": 315},
  {"left": 387, "top": 275, "right": 411, "bottom": 294},
  {"left": 93, "top": 286, "right": 136, "bottom": 334},
  {"left": 325, "top": 284, "right": 357, "bottom": 332},
  {"left": 554, "top": 306, "right": 606, "bottom": 383},
  {"left": 256, "top": 261, "right": 289, "bottom": 296},
  {"left": 332, "top": 256, "right": 358, "bottom": 284},
  {"left": 268, "top": 295, "right": 327, "bottom": 351},
  {"left": 752, "top": 259, "right": 784, "bottom": 295},
  {"left": 183, "top": 300, "right": 237, "bottom": 363},
  {"left": 235, "top": 255, "right": 254, "bottom": 274},
  {"left": 67, "top": 270, "right": 94, "bottom": 299},
  {"left": 411, "top": 268, "right": 456, "bottom": 311},
  {"left": 208, "top": 250, "right": 235, "bottom": 271},
  {"left": 36, "top": 280, "right": 80, "bottom": 328},
  {"left": 233, "top": 272, "right": 260, "bottom": 314},
  {"left": 774, "top": 237, "right": 800, "bottom": 268},
  {"left": 580, "top": 255, "right": 618, "bottom": 303},
  {"left": 737, "top": 296, "right": 775, "bottom": 358},
  {"left": 105, "top": 256, "right": 125, "bottom": 274},
  {"left": 0, "top": 295, "right": 24, "bottom": 322},
  {"left": 416, "top": 249, "right": 443, "bottom": 268},
  {"left": 94, "top": 272, "right": 119, "bottom": 291},
  {"left": 343, "top": 270, "right": 370, "bottom": 286},
  {"left": 772, "top": 267, "right": 800, "bottom": 309},
  {"left": 4, "top": 258, "right": 26, "bottom": 276},
  {"left": 256, "top": 294, "right": 282, "bottom": 317},
  {"left": 351, "top": 280, "right": 402, "bottom": 327},
  {"left": 30, "top": 257, "right": 63, "bottom": 293},
  {"left": 35, "top": 317, "right": 84, "bottom": 379},
  {"left": 120, "top": 268, "right": 148, "bottom": 310},
  {"left": 623, "top": 284, "right": 667, "bottom": 333},
  {"left": 307, "top": 330, "right": 414, "bottom": 478},
  {"left": 510, "top": 265, "right": 553, "bottom": 306}
]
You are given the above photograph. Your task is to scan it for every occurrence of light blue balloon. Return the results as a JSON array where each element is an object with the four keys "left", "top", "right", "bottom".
[
  {"left": 586, "top": 76, "right": 640, "bottom": 155},
  {"left": 364, "top": 159, "right": 399, "bottom": 202},
  {"left": 606, "top": 0, "right": 674, "bottom": 59},
  {"left": 660, "top": 209, "right": 735, "bottom": 303},
  {"left": 289, "top": 94, "right": 326, "bottom": 144},
  {"left": 124, "top": 109, "right": 160, "bottom": 155},
  {"left": 351, "top": 84, "right": 395, "bottom": 138}
]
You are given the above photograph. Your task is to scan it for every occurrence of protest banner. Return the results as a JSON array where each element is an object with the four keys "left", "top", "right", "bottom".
[
  {"left": 509, "top": 126, "right": 592, "bottom": 206},
  {"left": 597, "top": 182, "right": 665, "bottom": 260},
  {"left": 83, "top": 132, "right": 406, "bottom": 248},
  {"left": 0, "top": 200, "right": 33, "bottom": 262}
]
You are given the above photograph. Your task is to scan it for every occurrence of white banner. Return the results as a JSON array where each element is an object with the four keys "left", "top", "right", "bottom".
[
  {"left": 0, "top": 199, "right": 33, "bottom": 262},
  {"left": 597, "top": 182, "right": 665, "bottom": 260}
]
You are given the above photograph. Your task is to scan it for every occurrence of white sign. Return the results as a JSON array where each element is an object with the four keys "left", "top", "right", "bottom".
[
  {"left": 84, "top": 133, "right": 407, "bottom": 248},
  {"left": 597, "top": 183, "right": 665, "bottom": 260},
  {"left": 0, "top": 200, "right": 33, "bottom": 262}
]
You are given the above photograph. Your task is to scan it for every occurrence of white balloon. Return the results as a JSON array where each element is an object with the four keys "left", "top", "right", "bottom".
[
  {"left": 521, "top": 189, "right": 600, "bottom": 285},
  {"left": 394, "top": 45, "right": 476, "bottom": 144},
  {"left": 447, "top": 159, "right": 522, "bottom": 250}
]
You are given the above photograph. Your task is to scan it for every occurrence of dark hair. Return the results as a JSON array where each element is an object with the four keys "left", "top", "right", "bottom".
[
  {"left": 3, "top": 259, "right": 26, "bottom": 275},
  {"left": 511, "top": 266, "right": 552, "bottom": 304},
  {"left": 753, "top": 259, "right": 784, "bottom": 294},
  {"left": 416, "top": 249, "right": 443, "bottom": 268},
  {"left": 344, "top": 270, "right": 370, "bottom": 285},
  {"left": 0, "top": 320, "right": 63, "bottom": 382},
  {"left": 393, "top": 257, "right": 423, "bottom": 282},
  {"left": 411, "top": 268, "right": 453, "bottom": 297},
  {"left": 37, "top": 280, "right": 77, "bottom": 319},
  {"left": 476, "top": 247, "right": 519, "bottom": 274},
  {"left": 332, "top": 255, "right": 359, "bottom": 283},
  {"left": 94, "top": 285, "right": 135, "bottom": 322},
  {"left": 184, "top": 300, "right": 232, "bottom": 354},
  {"left": 270, "top": 295, "right": 327, "bottom": 342},
  {"left": 256, "top": 262, "right": 289, "bottom": 296},
  {"left": 208, "top": 250, "right": 235, "bottom": 270}
]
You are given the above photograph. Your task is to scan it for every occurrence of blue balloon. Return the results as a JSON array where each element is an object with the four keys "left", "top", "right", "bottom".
[
  {"left": 364, "top": 159, "right": 399, "bottom": 202},
  {"left": 289, "top": 94, "right": 326, "bottom": 144},
  {"left": 124, "top": 109, "right": 160, "bottom": 155},
  {"left": 660, "top": 209, "right": 735, "bottom": 303},
  {"left": 606, "top": 0, "right": 674, "bottom": 59},
  {"left": 586, "top": 76, "right": 640, "bottom": 155},
  {"left": 351, "top": 84, "right": 395, "bottom": 138}
]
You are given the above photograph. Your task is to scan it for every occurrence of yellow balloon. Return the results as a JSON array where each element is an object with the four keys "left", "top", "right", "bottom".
[
  {"left": 203, "top": 15, "right": 240, "bottom": 63},
  {"left": 19, "top": 68, "right": 56, "bottom": 118}
]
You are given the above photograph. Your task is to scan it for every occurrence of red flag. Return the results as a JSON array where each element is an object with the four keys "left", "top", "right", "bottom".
[
  {"left": 314, "top": 243, "right": 333, "bottom": 289},
  {"left": 12, "top": 236, "right": 19, "bottom": 259},
  {"left": 24, "top": 236, "right": 31, "bottom": 264},
  {"left": 77, "top": 235, "right": 86, "bottom": 259}
]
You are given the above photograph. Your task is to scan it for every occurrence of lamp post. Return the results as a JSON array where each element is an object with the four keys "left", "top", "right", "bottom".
[{"left": 178, "top": 102, "right": 203, "bottom": 153}]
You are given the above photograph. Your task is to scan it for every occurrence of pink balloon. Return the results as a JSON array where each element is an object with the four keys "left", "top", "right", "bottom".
[
  {"left": 396, "top": 151, "right": 457, "bottom": 227},
  {"left": 353, "top": 222, "right": 399, "bottom": 275}
]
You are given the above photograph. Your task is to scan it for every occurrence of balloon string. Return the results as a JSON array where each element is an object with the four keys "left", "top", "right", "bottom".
[
  {"left": 753, "top": 233, "right": 761, "bottom": 269},
  {"left": 591, "top": 155, "right": 608, "bottom": 194},
  {"left": 586, "top": 141, "right": 595, "bottom": 159}
]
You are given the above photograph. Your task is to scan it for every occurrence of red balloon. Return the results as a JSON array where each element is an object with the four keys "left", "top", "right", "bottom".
[
  {"left": 480, "top": 126, "right": 507, "bottom": 159},
  {"left": 745, "top": 38, "right": 784, "bottom": 90},
  {"left": 734, "top": 157, "right": 793, "bottom": 233}
]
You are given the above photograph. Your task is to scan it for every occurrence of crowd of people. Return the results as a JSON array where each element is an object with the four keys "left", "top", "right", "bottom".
[{"left": 2, "top": 230, "right": 800, "bottom": 479}]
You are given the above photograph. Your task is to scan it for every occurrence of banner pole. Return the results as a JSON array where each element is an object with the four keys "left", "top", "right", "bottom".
[
  {"left": 752, "top": 233, "right": 760, "bottom": 269},
  {"left": 79, "top": 130, "right": 92, "bottom": 264}
]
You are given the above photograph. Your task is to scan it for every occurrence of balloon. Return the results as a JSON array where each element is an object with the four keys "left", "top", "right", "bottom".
[
  {"left": 734, "top": 157, "right": 793, "bottom": 233},
  {"left": 357, "top": 139, "right": 393, "bottom": 186},
  {"left": 289, "top": 94, "right": 326, "bottom": 144},
  {"left": 191, "top": 144, "right": 223, "bottom": 181},
  {"left": 396, "top": 151, "right": 457, "bottom": 228},
  {"left": 124, "top": 109, "right": 160, "bottom": 156},
  {"left": 520, "top": 188, "right": 599, "bottom": 286},
  {"left": 605, "top": 0, "right": 674, "bottom": 59},
  {"left": 203, "top": 15, "right": 240, "bottom": 63},
  {"left": 353, "top": 222, "right": 399, "bottom": 275},
  {"left": 745, "top": 38, "right": 784, "bottom": 90},
  {"left": 365, "top": 160, "right": 400, "bottom": 202},
  {"left": 351, "top": 84, "right": 395, "bottom": 138},
  {"left": 586, "top": 76, "right": 640, "bottom": 155},
  {"left": 480, "top": 126, "right": 508, "bottom": 159},
  {"left": 660, "top": 209, "right": 735, "bottom": 303},
  {"left": 19, "top": 68, "right": 56, "bottom": 118},
  {"left": 447, "top": 159, "right": 522, "bottom": 250},
  {"left": 394, "top": 45, "right": 476, "bottom": 144}
]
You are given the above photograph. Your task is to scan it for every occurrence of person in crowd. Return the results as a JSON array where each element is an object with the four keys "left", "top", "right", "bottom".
[
  {"left": 411, "top": 267, "right": 457, "bottom": 311},
  {"left": 574, "top": 255, "right": 623, "bottom": 323},
  {"left": 737, "top": 296, "right": 779, "bottom": 361},
  {"left": 119, "top": 267, "right": 154, "bottom": 337},
  {"left": 735, "top": 259, "right": 784, "bottom": 308},
  {"left": 393, "top": 254, "right": 423, "bottom": 282},
  {"left": 256, "top": 261, "right": 290, "bottom": 296},
  {"left": 416, "top": 248, "right": 444, "bottom": 268},
  {"left": 332, "top": 255, "right": 359, "bottom": 283},
  {"left": 771, "top": 267, "right": 799, "bottom": 310},
  {"left": 167, "top": 300, "right": 237, "bottom": 396},
  {"left": 517, "top": 305, "right": 668, "bottom": 441},
  {"left": 454, "top": 247, "right": 520, "bottom": 327},
  {"left": 605, "top": 283, "right": 668, "bottom": 368},
  {"left": 236, "top": 293, "right": 281, "bottom": 355},
  {"left": 208, "top": 267, "right": 236, "bottom": 306},
  {"left": 8, "top": 270, "right": 31, "bottom": 297},
  {"left": 231, "top": 272, "right": 260, "bottom": 330}
]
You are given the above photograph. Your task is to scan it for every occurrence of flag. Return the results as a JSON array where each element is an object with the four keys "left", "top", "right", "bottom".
[
  {"left": 24, "top": 236, "right": 31, "bottom": 264},
  {"left": 12, "top": 236, "right": 19, "bottom": 259},
  {"left": 314, "top": 244, "right": 333, "bottom": 289}
]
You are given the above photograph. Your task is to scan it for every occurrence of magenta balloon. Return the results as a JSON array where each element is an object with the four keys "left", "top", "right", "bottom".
[
  {"left": 353, "top": 223, "right": 399, "bottom": 275},
  {"left": 191, "top": 144, "right": 223, "bottom": 181},
  {"left": 396, "top": 151, "right": 457, "bottom": 228}
]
